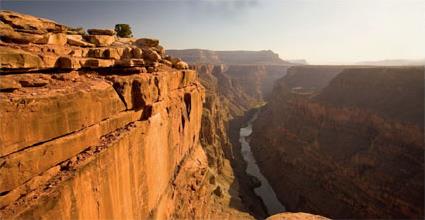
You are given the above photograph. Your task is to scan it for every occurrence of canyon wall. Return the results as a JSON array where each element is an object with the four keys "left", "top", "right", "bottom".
[
  {"left": 0, "top": 10, "right": 253, "bottom": 219},
  {"left": 196, "top": 64, "right": 289, "bottom": 115},
  {"left": 251, "top": 66, "right": 424, "bottom": 219},
  {"left": 197, "top": 64, "right": 276, "bottom": 218}
]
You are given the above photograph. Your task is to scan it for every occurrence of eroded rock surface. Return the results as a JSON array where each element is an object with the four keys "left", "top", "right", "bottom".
[{"left": 0, "top": 10, "right": 251, "bottom": 220}]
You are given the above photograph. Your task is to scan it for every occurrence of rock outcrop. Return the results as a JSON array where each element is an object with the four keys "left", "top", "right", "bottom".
[
  {"left": 0, "top": 10, "right": 188, "bottom": 73},
  {"left": 251, "top": 66, "right": 425, "bottom": 219},
  {"left": 266, "top": 212, "right": 329, "bottom": 220},
  {"left": 0, "top": 10, "right": 248, "bottom": 219}
]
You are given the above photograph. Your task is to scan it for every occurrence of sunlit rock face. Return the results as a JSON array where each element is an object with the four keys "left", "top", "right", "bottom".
[
  {"left": 0, "top": 10, "right": 253, "bottom": 220},
  {"left": 251, "top": 66, "right": 424, "bottom": 219}
]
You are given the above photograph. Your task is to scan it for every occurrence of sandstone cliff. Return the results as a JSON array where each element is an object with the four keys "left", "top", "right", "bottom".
[
  {"left": 251, "top": 66, "right": 425, "bottom": 219},
  {"left": 0, "top": 10, "right": 253, "bottom": 219}
]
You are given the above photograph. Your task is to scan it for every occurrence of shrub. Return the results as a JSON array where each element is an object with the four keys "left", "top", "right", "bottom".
[{"left": 115, "top": 24, "right": 133, "bottom": 38}]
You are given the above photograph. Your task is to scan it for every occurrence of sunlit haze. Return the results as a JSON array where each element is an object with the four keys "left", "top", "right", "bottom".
[{"left": 2, "top": 0, "right": 425, "bottom": 64}]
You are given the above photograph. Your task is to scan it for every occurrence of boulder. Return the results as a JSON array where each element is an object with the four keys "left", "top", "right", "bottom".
[
  {"left": 135, "top": 38, "right": 159, "bottom": 47},
  {"left": 174, "top": 61, "right": 189, "bottom": 70},
  {"left": 167, "top": 56, "right": 182, "bottom": 65},
  {"left": 132, "top": 48, "right": 143, "bottom": 58},
  {"left": 87, "top": 48, "right": 106, "bottom": 58},
  {"left": 161, "top": 59, "right": 172, "bottom": 67},
  {"left": 0, "top": 10, "right": 67, "bottom": 34},
  {"left": 154, "top": 45, "right": 165, "bottom": 56},
  {"left": 0, "top": 26, "right": 45, "bottom": 44},
  {"left": 142, "top": 48, "right": 161, "bottom": 62},
  {"left": 103, "top": 48, "right": 125, "bottom": 59},
  {"left": 117, "top": 37, "right": 135, "bottom": 44},
  {"left": 54, "top": 56, "right": 81, "bottom": 69},
  {"left": 40, "top": 54, "right": 60, "bottom": 68},
  {"left": 111, "top": 37, "right": 135, "bottom": 47},
  {"left": 67, "top": 35, "right": 95, "bottom": 47},
  {"left": 266, "top": 213, "right": 329, "bottom": 220},
  {"left": 86, "top": 47, "right": 125, "bottom": 60},
  {"left": 87, "top": 29, "right": 116, "bottom": 36},
  {"left": 84, "top": 35, "right": 116, "bottom": 47},
  {"left": 35, "top": 33, "right": 67, "bottom": 45},
  {"left": 82, "top": 58, "right": 115, "bottom": 68},
  {"left": 0, "top": 47, "right": 44, "bottom": 69},
  {"left": 115, "top": 59, "right": 145, "bottom": 67}
]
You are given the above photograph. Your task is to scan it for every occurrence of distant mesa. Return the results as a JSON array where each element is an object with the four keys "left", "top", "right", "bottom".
[
  {"left": 166, "top": 49, "right": 292, "bottom": 65},
  {"left": 356, "top": 59, "right": 425, "bottom": 66},
  {"left": 287, "top": 59, "right": 308, "bottom": 65}
]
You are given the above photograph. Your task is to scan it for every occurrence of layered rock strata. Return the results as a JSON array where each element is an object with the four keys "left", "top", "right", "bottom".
[
  {"left": 0, "top": 10, "right": 188, "bottom": 73},
  {"left": 251, "top": 66, "right": 425, "bottom": 219},
  {"left": 0, "top": 10, "right": 250, "bottom": 219}
]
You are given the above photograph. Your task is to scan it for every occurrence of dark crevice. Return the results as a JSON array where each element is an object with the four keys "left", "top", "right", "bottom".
[
  {"left": 184, "top": 93, "right": 191, "bottom": 120},
  {"left": 0, "top": 190, "right": 10, "bottom": 196},
  {"left": 111, "top": 82, "right": 128, "bottom": 109},
  {"left": 141, "top": 105, "right": 152, "bottom": 121},
  {"left": 181, "top": 115, "right": 185, "bottom": 129},
  {"left": 132, "top": 80, "right": 146, "bottom": 110},
  {"left": 154, "top": 77, "right": 161, "bottom": 97}
]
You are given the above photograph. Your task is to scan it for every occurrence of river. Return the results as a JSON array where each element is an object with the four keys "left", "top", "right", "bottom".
[{"left": 239, "top": 113, "right": 286, "bottom": 215}]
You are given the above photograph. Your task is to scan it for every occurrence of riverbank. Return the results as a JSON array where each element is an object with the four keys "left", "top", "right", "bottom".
[{"left": 239, "top": 113, "right": 286, "bottom": 216}]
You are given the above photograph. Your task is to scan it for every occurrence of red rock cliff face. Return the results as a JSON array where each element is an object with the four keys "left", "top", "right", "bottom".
[
  {"left": 251, "top": 66, "right": 424, "bottom": 219},
  {"left": 0, "top": 10, "right": 253, "bottom": 219}
]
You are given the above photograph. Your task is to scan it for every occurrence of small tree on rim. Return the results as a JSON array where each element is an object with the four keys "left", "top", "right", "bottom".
[{"left": 115, "top": 24, "right": 133, "bottom": 38}]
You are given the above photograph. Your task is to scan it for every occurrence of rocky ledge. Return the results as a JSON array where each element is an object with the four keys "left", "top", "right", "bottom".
[{"left": 0, "top": 10, "right": 189, "bottom": 77}]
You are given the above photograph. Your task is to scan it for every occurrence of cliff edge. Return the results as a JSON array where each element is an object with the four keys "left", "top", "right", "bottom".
[{"left": 0, "top": 10, "right": 252, "bottom": 219}]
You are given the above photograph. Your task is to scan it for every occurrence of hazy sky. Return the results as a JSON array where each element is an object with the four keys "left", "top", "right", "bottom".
[{"left": 2, "top": 0, "right": 424, "bottom": 64}]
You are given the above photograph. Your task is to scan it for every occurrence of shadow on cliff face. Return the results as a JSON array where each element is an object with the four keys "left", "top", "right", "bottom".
[
  {"left": 199, "top": 94, "right": 269, "bottom": 219},
  {"left": 248, "top": 66, "right": 425, "bottom": 219}
]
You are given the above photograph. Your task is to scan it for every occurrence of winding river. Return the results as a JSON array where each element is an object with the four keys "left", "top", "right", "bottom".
[{"left": 239, "top": 113, "right": 286, "bottom": 215}]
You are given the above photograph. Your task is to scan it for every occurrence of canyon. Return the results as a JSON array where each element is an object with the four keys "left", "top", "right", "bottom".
[
  {"left": 251, "top": 66, "right": 424, "bottom": 219},
  {"left": 1, "top": 10, "right": 424, "bottom": 220}
]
